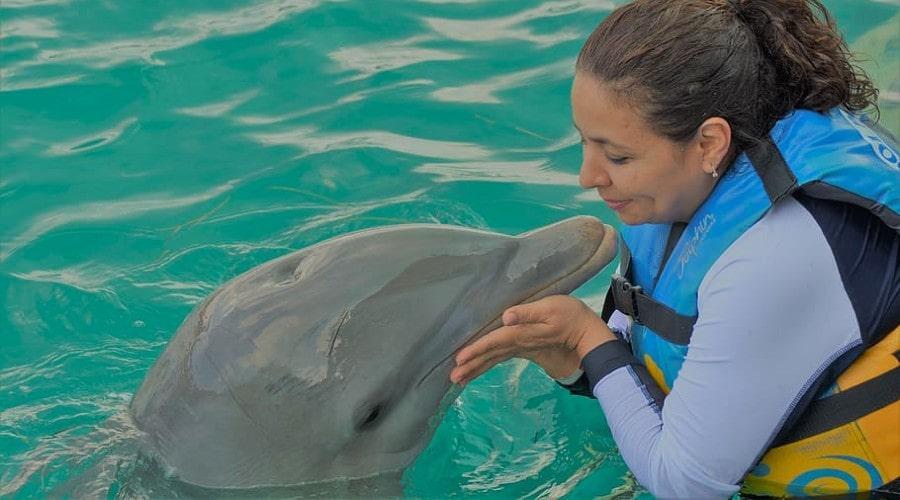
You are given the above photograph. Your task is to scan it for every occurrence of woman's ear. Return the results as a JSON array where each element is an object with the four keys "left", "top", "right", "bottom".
[{"left": 696, "top": 117, "right": 732, "bottom": 175}]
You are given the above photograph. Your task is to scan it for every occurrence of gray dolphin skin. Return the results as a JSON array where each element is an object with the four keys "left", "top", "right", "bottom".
[{"left": 130, "top": 216, "right": 617, "bottom": 490}]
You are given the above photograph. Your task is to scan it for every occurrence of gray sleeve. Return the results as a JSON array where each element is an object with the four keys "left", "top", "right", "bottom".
[{"left": 588, "top": 197, "right": 863, "bottom": 499}]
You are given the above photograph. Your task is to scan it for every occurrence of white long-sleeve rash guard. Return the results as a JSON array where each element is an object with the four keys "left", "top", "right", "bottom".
[{"left": 578, "top": 195, "right": 900, "bottom": 499}]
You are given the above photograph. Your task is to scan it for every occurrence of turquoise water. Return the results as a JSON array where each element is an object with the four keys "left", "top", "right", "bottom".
[{"left": 1, "top": 0, "right": 898, "bottom": 497}]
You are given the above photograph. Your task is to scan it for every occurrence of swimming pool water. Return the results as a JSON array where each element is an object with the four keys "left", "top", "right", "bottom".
[{"left": 2, "top": 0, "right": 898, "bottom": 497}]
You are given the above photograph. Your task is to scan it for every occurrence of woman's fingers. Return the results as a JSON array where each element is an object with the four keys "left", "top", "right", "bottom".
[
  {"left": 452, "top": 322, "right": 556, "bottom": 384},
  {"left": 452, "top": 324, "right": 525, "bottom": 384},
  {"left": 456, "top": 320, "right": 554, "bottom": 366},
  {"left": 503, "top": 299, "right": 552, "bottom": 326},
  {"left": 455, "top": 325, "right": 517, "bottom": 365},
  {"left": 451, "top": 347, "right": 515, "bottom": 385},
  {"left": 451, "top": 295, "right": 591, "bottom": 385}
]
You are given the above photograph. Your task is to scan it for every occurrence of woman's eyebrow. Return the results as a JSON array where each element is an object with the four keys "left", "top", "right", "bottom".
[{"left": 572, "top": 120, "right": 630, "bottom": 150}]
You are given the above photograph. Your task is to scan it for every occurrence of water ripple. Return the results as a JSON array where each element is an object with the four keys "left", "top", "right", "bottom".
[
  {"left": 415, "top": 160, "right": 579, "bottom": 185},
  {"left": 329, "top": 35, "right": 464, "bottom": 82},
  {"left": 543, "top": 452, "right": 613, "bottom": 498},
  {"left": 236, "top": 79, "right": 434, "bottom": 125},
  {"left": 0, "top": 407, "right": 139, "bottom": 498},
  {"left": 0, "top": 74, "right": 85, "bottom": 93},
  {"left": 175, "top": 89, "right": 260, "bottom": 118},
  {"left": 1, "top": 340, "right": 155, "bottom": 393},
  {"left": 249, "top": 127, "right": 492, "bottom": 160},
  {"left": 466, "top": 447, "right": 557, "bottom": 491},
  {"left": 153, "top": 0, "right": 329, "bottom": 38},
  {"left": 0, "top": 0, "right": 69, "bottom": 8},
  {"left": 275, "top": 188, "right": 431, "bottom": 241},
  {"left": 1, "top": 0, "right": 335, "bottom": 91},
  {"left": 431, "top": 60, "right": 572, "bottom": 104},
  {"left": 2, "top": 181, "right": 238, "bottom": 262},
  {"left": 9, "top": 265, "right": 125, "bottom": 298},
  {"left": 0, "top": 18, "right": 59, "bottom": 40},
  {"left": 422, "top": 0, "right": 614, "bottom": 47},
  {"left": 45, "top": 117, "right": 137, "bottom": 156}
]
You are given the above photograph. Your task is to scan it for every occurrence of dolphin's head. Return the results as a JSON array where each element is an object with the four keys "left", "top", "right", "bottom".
[{"left": 131, "top": 216, "right": 616, "bottom": 489}]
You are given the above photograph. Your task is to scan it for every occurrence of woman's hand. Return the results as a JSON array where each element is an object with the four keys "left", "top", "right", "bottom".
[{"left": 450, "top": 295, "right": 618, "bottom": 385}]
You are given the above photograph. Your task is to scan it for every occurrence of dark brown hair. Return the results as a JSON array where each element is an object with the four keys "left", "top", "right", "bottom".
[{"left": 576, "top": 0, "right": 879, "bottom": 155}]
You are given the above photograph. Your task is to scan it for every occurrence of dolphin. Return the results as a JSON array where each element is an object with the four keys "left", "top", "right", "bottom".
[{"left": 129, "top": 216, "right": 617, "bottom": 490}]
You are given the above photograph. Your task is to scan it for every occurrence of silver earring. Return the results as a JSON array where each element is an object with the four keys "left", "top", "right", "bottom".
[{"left": 711, "top": 170, "right": 719, "bottom": 179}]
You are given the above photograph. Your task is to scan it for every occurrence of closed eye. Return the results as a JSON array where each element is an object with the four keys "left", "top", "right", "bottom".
[{"left": 577, "top": 133, "right": 631, "bottom": 165}]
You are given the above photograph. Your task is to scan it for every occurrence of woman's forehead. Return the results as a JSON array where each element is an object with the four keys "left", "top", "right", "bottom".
[{"left": 571, "top": 75, "right": 653, "bottom": 146}]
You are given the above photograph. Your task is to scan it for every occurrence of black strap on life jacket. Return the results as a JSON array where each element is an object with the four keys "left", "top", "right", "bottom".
[
  {"left": 745, "top": 136, "right": 799, "bottom": 204},
  {"left": 601, "top": 229, "right": 697, "bottom": 345},
  {"left": 776, "top": 363, "right": 900, "bottom": 446}
]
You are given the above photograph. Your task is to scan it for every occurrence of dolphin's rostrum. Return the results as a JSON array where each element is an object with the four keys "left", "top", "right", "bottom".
[{"left": 130, "top": 216, "right": 617, "bottom": 489}]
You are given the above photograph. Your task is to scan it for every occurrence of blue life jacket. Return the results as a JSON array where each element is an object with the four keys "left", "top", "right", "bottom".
[{"left": 607, "top": 108, "right": 900, "bottom": 496}]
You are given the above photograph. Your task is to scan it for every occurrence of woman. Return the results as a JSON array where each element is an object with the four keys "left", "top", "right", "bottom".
[{"left": 450, "top": 0, "right": 899, "bottom": 497}]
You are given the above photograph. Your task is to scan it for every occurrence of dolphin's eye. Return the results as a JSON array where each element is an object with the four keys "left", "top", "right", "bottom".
[{"left": 356, "top": 404, "right": 383, "bottom": 431}]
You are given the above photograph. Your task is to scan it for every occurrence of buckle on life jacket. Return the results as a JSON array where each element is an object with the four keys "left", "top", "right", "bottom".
[
  {"left": 607, "top": 271, "right": 697, "bottom": 345},
  {"left": 611, "top": 273, "right": 642, "bottom": 323}
]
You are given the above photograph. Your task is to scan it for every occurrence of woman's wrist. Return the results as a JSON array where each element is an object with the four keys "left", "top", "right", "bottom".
[
  {"left": 554, "top": 368, "right": 585, "bottom": 385},
  {"left": 531, "top": 348, "right": 582, "bottom": 380},
  {"left": 575, "top": 318, "right": 618, "bottom": 360}
]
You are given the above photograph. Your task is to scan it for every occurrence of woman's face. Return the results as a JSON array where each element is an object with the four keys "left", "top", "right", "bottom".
[{"left": 571, "top": 73, "right": 717, "bottom": 225}]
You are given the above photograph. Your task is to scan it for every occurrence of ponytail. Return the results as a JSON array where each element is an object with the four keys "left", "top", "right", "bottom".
[
  {"left": 730, "top": 0, "right": 879, "bottom": 120},
  {"left": 576, "top": 0, "right": 879, "bottom": 154}
]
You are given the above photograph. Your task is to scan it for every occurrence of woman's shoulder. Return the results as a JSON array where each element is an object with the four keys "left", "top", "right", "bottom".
[
  {"left": 711, "top": 195, "right": 832, "bottom": 272},
  {"left": 705, "top": 193, "right": 900, "bottom": 338},
  {"left": 719, "top": 192, "right": 897, "bottom": 267}
]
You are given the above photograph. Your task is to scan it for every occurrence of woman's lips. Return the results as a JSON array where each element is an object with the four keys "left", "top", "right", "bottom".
[{"left": 603, "top": 198, "right": 631, "bottom": 211}]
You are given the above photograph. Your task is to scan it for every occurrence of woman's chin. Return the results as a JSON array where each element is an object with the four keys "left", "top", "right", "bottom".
[{"left": 617, "top": 212, "right": 648, "bottom": 226}]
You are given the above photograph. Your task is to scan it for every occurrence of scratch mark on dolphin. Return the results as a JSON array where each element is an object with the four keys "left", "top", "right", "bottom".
[{"left": 328, "top": 309, "right": 350, "bottom": 356}]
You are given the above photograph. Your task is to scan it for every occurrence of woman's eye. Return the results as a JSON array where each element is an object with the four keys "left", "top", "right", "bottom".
[{"left": 607, "top": 155, "right": 631, "bottom": 165}]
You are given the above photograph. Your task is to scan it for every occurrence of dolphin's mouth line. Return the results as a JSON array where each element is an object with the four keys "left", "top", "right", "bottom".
[{"left": 415, "top": 226, "right": 614, "bottom": 389}]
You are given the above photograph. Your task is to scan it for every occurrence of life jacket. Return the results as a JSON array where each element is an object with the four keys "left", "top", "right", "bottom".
[{"left": 606, "top": 108, "right": 900, "bottom": 497}]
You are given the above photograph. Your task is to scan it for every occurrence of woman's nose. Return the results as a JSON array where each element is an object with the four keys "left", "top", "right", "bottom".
[{"left": 579, "top": 153, "right": 612, "bottom": 189}]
